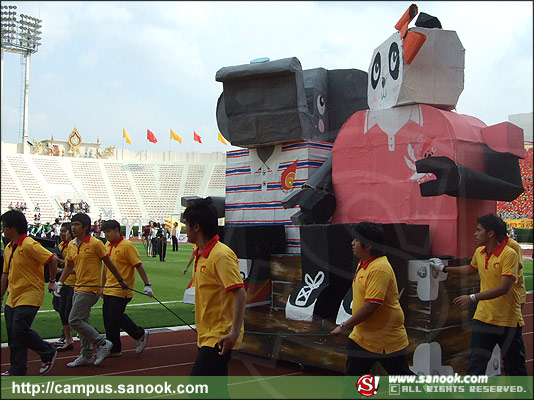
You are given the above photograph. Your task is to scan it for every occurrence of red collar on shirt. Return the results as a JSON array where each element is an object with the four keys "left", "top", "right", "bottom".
[
  {"left": 481, "top": 239, "right": 507, "bottom": 258},
  {"left": 194, "top": 234, "right": 220, "bottom": 259},
  {"left": 110, "top": 235, "right": 124, "bottom": 248},
  {"left": 357, "top": 256, "right": 378, "bottom": 272},
  {"left": 9, "top": 234, "right": 28, "bottom": 247}
]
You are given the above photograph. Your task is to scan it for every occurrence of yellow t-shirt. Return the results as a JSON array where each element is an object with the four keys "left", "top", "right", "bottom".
[
  {"left": 504, "top": 237, "right": 526, "bottom": 305},
  {"left": 66, "top": 235, "right": 109, "bottom": 294},
  {"left": 59, "top": 240, "right": 76, "bottom": 286},
  {"left": 3, "top": 235, "right": 54, "bottom": 308},
  {"left": 348, "top": 256, "right": 409, "bottom": 354},
  {"left": 470, "top": 241, "right": 523, "bottom": 327},
  {"left": 193, "top": 235, "right": 244, "bottom": 349},
  {"left": 103, "top": 236, "right": 141, "bottom": 298}
]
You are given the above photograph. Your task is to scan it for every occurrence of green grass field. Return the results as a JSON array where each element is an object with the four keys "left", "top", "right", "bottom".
[
  {"left": 0, "top": 243, "right": 532, "bottom": 343},
  {"left": 523, "top": 259, "right": 533, "bottom": 293}
]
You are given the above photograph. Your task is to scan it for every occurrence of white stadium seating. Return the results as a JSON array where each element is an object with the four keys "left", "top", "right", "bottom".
[{"left": 1, "top": 152, "right": 226, "bottom": 224}]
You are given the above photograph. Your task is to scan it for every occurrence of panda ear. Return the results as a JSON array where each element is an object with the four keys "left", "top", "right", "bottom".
[
  {"left": 395, "top": 4, "right": 418, "bottom": 38},
  {"left": 403, "top": 31, "right": 426, "bottom": 64}
]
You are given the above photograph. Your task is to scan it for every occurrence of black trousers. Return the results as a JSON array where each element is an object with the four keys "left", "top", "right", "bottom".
[
  {"left": 53, "top": 284, "right": 74, "bottom": 326},
  {"left": 345, "top": 338, "right": 414, "bottom": 376},
  {"left": 151, "top": 238, "right": 158, "bottom": 256},
  {"left": 467, "top": 319, "right": 527, "bottom": 375},
  {"left": 102, "top": 295, "right": 144, "bottom": 353},
  {"left": 159, "top": 238, "right": 167, "bottom": 261},
  {"left": 189, "top": 345, "right": 231, "bottom": 398},
  {"left": 190, "top": 345, "right": 232, "bottom": 376},
  {"left": 172, "top": 236, "right": 179, "bottom": 251},
  {"left": 4, "top": 305, "right": 56, "bottom": 375}
]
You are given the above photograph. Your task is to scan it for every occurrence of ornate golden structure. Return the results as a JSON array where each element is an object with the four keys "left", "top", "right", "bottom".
[{"left": 31, "top": 127, "right": 115, "bottom": 158}]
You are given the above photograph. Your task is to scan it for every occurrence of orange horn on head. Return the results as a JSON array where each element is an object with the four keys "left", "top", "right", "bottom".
[{"left": 395, "top": 4, "right": 418, "bottom": 38}]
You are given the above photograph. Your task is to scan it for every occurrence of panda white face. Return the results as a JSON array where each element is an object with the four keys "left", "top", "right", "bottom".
[{"left": 368, "top": 31, "right": 403, "bottom": 110}]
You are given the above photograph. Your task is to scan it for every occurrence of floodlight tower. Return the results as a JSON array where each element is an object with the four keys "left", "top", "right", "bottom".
[{"left": 1, "top": 4, "right": 42, "bottom": 154}]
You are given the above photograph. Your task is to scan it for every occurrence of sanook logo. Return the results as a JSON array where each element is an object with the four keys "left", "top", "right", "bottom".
[{"left": 357, "top": 375, "right": 380, "bottom": 397}]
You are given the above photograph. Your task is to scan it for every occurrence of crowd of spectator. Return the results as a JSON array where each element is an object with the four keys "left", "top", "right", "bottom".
[
  {"left": 7, "top": 202, "right": 28, "bottom": 213},
  {"left": 59, "top": 199, "right": 90, "bottom": 220},
  {"left": 142, "top": 221, "right": 169, "bottom": 261},
  {"left": 497, "top": 147, "right": 533, "bottom": 220}
]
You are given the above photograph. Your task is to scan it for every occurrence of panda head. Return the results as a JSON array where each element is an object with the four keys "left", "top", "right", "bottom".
[{"left": 367, "top": 5, "right": 465, "bottom": 111}]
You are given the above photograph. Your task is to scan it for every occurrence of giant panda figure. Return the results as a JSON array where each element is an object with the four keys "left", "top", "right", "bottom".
[{"left": 332, "top": 4, "right": 524, "bottom": 259}]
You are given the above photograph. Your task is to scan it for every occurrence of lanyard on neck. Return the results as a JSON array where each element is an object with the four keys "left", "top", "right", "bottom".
[{"left": 6, "top": 243, "right": 18, "bottom": 274}]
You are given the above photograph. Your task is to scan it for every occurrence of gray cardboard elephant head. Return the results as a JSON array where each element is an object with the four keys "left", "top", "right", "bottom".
[{"left": 215, "top": 57, "right": 368, "bottom": 148}]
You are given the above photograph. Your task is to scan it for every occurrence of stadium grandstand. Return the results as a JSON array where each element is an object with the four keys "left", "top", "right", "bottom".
[
  {"left": 497, "top": 146, "right": 533, "bottom": 220},
  {"left": 496, "top": 112, "right": 534, "bottom": 222},
  {"left": 1, "top": 131, "right": 225, "bottom": 226}
]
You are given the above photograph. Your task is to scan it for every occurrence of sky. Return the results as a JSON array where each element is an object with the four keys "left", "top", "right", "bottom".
[{"left": 1, "top": 1, "right": 533, "bottom": 154}]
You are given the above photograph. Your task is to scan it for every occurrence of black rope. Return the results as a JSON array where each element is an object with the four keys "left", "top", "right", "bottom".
[
  {"left": 66, "top": 285, "right": 333, "bottom": 339},
  {"left": 66, "top": 284, "right": 197, "bottom": 333}
]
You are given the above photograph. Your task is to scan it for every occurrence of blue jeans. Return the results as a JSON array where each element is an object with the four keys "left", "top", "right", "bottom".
[{"left": 4, "top": 305, "right": 56, "bottom": 375}]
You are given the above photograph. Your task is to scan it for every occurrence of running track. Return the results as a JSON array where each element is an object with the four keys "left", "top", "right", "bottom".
[
  {"left": 0, "top": 326, "right": 335, "bottom": 377},
  {"left": 2, "top": 292, "right": 531, "bottom": 376}
]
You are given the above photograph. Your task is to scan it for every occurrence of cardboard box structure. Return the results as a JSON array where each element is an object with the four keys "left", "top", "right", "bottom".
[
  {"left": 217, "top": 4, "right": 525, "bottom": 377},
  {"left": 332, "top": 104, "right": 500, "bottom": 259},
  {"left": 225, "top": 142, "right": 333, "bottom": 254},
  {"left": 216, "top": 58, "right": 368, "bottom": 147}
]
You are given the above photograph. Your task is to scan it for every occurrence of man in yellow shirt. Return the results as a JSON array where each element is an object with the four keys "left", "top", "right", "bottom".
[
  {"left": 184, "top": 198, "right": 246, "bottom": 376},
  {"left": 331, "top": 222, "right": 413, "bottom": 375},
  {"left": 431, "top": 213, "right": 527, "bottom": 375},
  {"left": 1, "top": 210, "right": 59, "bottom": 376},
  {"left": 56, "top": 213, "right": 128, "bottom": 368},
  {"left": 101, "top": 219, "right": 153, "bottom": 357},
  {"left": 499, "top": 221, "right": 526, "bottom": 310}
]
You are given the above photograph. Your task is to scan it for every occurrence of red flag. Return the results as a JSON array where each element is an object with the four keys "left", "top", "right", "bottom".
[
  {"left": 147, "top": 129, "right": 157, "bottom": 143},
  {"left": 193, "top": 131, "right": 202, "bottom": 144}
]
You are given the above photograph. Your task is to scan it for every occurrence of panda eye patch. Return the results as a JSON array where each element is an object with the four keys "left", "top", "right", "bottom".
[
  {"left": 371, "top": 52, "right": 381, "bottom": 89},
  {"left": 389, "top": 42, "right": 400, "bottom": 80}
]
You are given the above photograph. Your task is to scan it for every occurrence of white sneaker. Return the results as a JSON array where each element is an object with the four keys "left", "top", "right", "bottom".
[
  {"left": 67, "top": 355, "right": 95, "bottom": 368},
  {"left": 95, "top": 339, "right": 113, "bottom": 365},
  {"left": 39, "top": 350, "right": 57, "bottom": 375},
  {"left": 136, "top": 331, "right": 149, "bottom": 354}
]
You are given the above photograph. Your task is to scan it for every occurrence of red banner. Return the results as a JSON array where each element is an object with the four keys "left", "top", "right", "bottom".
[{"left": 147, "top": 129, "right": 157, "bottom": 143}]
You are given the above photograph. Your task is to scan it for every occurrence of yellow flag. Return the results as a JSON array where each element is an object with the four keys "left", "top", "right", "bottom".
[
  {"left": 170, "top": 129, "right": 182, "bottom": 143},
  {"left": 218, "top": 131, "right": 228, "bottom": 145},
  {"left": 123, "top": 128, "right": 132, "bottom": 144}
]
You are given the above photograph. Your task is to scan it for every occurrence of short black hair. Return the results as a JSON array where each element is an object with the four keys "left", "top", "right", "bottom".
[
  {"left": 101, "top": 219, "right": 120, "bottom": 231},
  {"left": 498, "top": 218, "right": 509, "bottom": 240},
  {"left": 352, "top": 221, "right": 386, "bottom": 257},
  {"left": 477, "top": 214, "right": 506, "bottom": 239},
  {"left": 1, "top": 210, "right": 28, "bottom": 234},
  {"left": 183, "top": 198, "right": 218, "bottom": 239},
  {"left": 71, "top": 213, "right": 92, "bottom": 235},
  {"left": 61, "top": 222, "right": 73, "bottom": 237}
]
